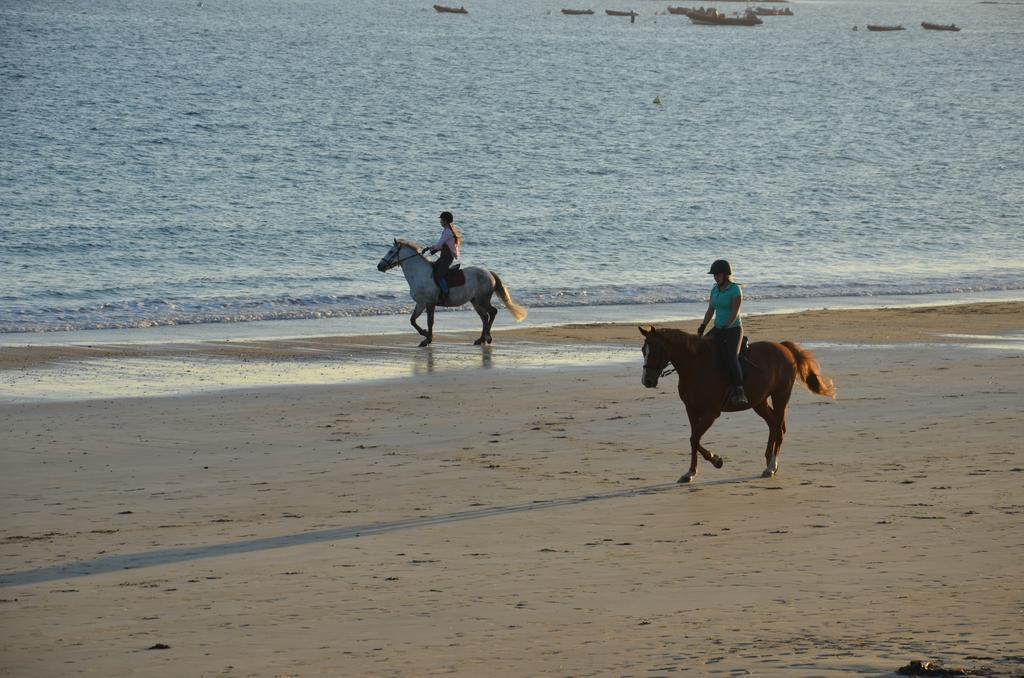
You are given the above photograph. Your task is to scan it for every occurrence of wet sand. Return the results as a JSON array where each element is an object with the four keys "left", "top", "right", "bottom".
[
  {"left": 1, "top": 301, "right": 1022, "bottom": 369},
  {"left": 1, "top": 302, "right": 1022, "bottom": 676}
]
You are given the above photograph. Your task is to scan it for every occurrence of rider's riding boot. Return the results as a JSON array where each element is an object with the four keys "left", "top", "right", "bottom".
[{"left": 731, "top": 385, "right": 749, "bottom": 405}]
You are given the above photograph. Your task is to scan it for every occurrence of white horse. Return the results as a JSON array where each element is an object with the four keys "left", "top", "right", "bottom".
[{"left": 377, "top": 238, "right": 528, "bottom": 346}]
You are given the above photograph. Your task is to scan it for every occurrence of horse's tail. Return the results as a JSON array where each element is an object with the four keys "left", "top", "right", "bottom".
[
  {"left": 491, "top": 272, "right": 528, "bottom": 322},
  {"left": 781, "top": 341, "right": 836, "bottom": 398}
]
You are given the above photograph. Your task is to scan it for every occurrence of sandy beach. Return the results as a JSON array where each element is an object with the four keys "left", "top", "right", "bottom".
[{"left": 1, "top": 302, "right": 1022, "bottom": 676}]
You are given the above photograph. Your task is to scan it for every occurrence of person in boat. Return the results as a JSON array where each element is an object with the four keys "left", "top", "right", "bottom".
[
  {"left": 697, "top": 259, "right": 748, "bottom": 405},
  {"left": 428, "top": 211, "right": 462, "bottom": 302}
]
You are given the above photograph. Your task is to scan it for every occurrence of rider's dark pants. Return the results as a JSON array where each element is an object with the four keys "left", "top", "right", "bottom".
[
  {"left": 713, "top": 325, "right": 743, "bottom": 387},
  {"left": 432, "top": 246, "right": 453, "bottom": 296}
]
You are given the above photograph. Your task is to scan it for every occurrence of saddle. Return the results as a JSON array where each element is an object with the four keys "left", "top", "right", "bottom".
[
  {"left": 707, "top": 330, "right": 754, "bottom": 382},
  {"left": 442, "top": 263, "right": 466, "bottom": 288}
]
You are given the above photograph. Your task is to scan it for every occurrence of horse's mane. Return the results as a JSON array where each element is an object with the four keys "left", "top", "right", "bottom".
[
  {"left": 655, "top": 327, "right": 708, "bottom": 355},
  {"left": 395, "top": 239, "right": 427, "bottom": 259}
]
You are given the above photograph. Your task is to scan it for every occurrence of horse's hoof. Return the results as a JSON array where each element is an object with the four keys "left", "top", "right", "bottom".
[
  {"left": 485, "top": 335, "right": 492, "bottom": 344},
  {"left": 474, "top": 338, "right": 484, "bottom": 346},
  {"left": 761, "top": 469, "right": 775, "bottom": 478},
  {"left": 419, "top": 338, "right": 432, "bottom": 347},
  {"left": 711, "top": 455, "right": 724, "bottom": 469},
  {"left": 677, "top": 474, "right": 693, "bottom": 484}
]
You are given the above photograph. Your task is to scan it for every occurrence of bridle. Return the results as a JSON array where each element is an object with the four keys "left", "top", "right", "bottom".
[
  {"left": 643, "top": 342, "right": 676, "bottom": 379},
  {"left": 381, "top": 245, "right": 426, "bottom": 272}
]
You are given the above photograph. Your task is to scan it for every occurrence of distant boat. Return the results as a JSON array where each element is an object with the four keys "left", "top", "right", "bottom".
[
  {"left": 606, "top": 9, "right": 638, "bottom": 16},
  {"left": 561, "top": 8, "right": 595, "bottom": 14},
  {"left": 753, "top": 6, "right": 793, "bottom": 15},
  {"left": 433, "top": 4, "right": 468, "bottom": 13},
  {"left": 666, "top": 5, "right": 694, "bottom": 14},
  {"left": 921, "top": 21, "right": 960, "bottom": 31},
  {"left": 866, "top": 24, "right": 905, "bottom": 31},
  {"left": 685, "top": 8, "right": 763, "bottom": 25}
]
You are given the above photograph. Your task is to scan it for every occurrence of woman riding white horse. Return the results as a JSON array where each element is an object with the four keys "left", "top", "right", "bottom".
[
  {"left": 377, "top": 239, "right": 527, "bottom": 346},
  {"left": 429, "top": 211, "right": 461, "bottom": 303}
]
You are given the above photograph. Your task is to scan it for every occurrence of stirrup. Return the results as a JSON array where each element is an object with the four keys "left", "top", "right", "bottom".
[{"left": 731, "top": 387, "right": 748, "bottom": 405}]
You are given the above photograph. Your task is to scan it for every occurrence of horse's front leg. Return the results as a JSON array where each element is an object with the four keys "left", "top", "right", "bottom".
[
  {"left": 419, "top": 304, "right": 435, "bottom": 348},
  {"left": 410, "top": 303, "right": 430, "bottom": 345},
  {"left": 698, "top": 441, "right": 725, "bottom": 470},
  {"left": 680, "top": 409, "right": 718, "bottom": 483}
]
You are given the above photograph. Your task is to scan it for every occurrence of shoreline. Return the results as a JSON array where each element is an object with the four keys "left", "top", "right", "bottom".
[
  {"left": 2, "top": 297, "right": 1021, "bottom": 361},
  {"left": 1, "top": 301, "right": 1021, "bottom": 403},
  {"left": 3, "top": 288, "right": 1022, "bottom": 349}
]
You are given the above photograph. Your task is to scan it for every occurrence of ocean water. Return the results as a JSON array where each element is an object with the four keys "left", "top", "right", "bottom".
[{"left": 2, "top": 0, "right": 1022, "bottom": 335}]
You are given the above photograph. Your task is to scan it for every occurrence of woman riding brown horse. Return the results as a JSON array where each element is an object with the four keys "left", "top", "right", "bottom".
[{"left": 639, "top": 325, "right": 835, "bottom": 483}]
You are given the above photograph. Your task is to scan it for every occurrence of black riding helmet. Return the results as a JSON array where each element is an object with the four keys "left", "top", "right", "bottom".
[{"left": 708, "top": 259, "right": 732, "bottom": 275}]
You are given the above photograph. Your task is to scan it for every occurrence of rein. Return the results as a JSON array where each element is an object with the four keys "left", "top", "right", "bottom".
[
  {"left": 643, "top": 343, "right": 677, "bottom": 378},
  {"left": 383, "top": 248, "right": 427, "bottom": 271}
]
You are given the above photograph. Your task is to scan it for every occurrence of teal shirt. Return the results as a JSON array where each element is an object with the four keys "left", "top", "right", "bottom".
[{"left": 710, "top": 282, "right": 742, "bottom": 329}]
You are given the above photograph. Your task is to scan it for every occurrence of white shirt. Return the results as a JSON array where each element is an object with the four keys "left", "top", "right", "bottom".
[{"left": 432, "top": 228, "right": 460, "bottom": 260}]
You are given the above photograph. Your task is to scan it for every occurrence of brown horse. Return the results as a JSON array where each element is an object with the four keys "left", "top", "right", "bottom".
[{"left": 639, "top": 325, "right": 835, "bottom": 483}]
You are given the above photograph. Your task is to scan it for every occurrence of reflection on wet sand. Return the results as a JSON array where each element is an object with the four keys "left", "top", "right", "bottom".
[
  {"left": 0, "top": 341, "right": 633, "bottom": 403},
  {"left": 2, "top": 322, "right": 1019, "bottom": 403}
]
